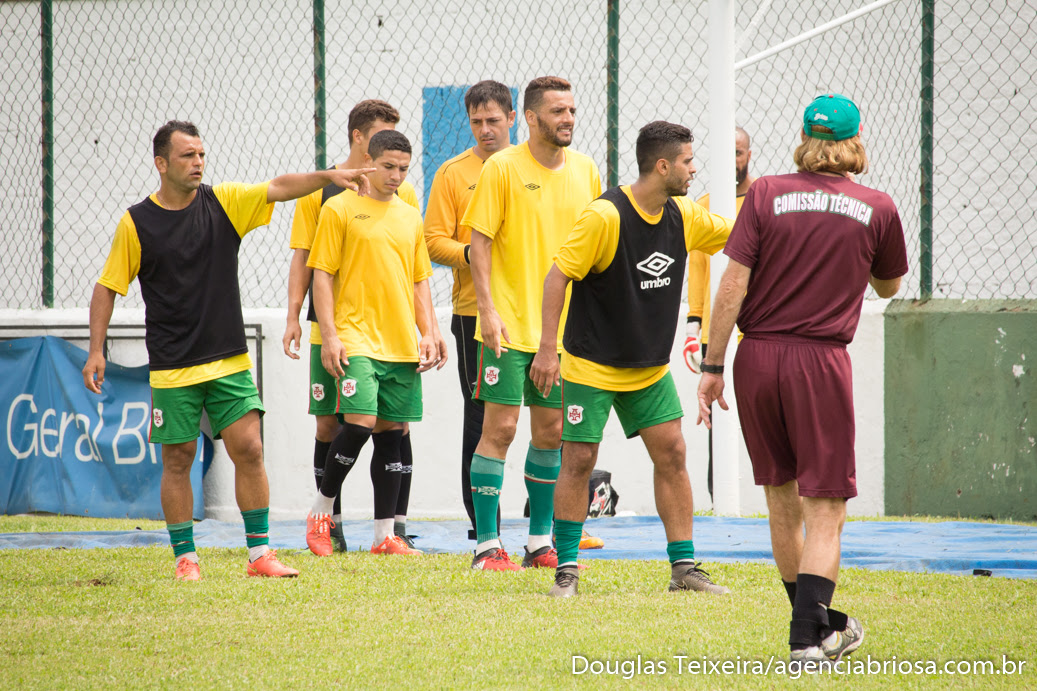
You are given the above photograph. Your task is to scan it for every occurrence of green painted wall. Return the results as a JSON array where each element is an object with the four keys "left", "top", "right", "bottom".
[{"left": 885, "top": 300, "right": 1037, "bottom": 520}]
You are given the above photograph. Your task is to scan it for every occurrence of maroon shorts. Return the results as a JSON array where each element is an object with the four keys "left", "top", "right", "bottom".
[{"left": 733, "top": 334, "right": 856, "bottom": 498}]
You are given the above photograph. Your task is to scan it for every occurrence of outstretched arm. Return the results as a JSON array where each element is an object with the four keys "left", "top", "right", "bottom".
[
  {"left": 266, "top": 167, "right": 375, "bottom": 203},
  {"left": 82, "top": 284, "right": 116, "bottom": 393}
]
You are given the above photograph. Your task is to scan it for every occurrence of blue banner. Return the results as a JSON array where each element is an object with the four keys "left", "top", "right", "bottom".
[{"left": 1, "top": 336, "right": 208, "bottom": 519}]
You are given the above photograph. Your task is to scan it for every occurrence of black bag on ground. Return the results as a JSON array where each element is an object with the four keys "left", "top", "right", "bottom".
[{"left": 522, "top": 468, "right": 619, "bottom": 518}]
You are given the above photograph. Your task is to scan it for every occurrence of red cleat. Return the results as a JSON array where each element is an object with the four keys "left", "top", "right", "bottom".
[
  {"left": 175, "top": 556, "right": 200, "bottom": 582},
  {"left": 471, "top": 547, "right": 523, "bottom": 571},
  {"left": 306, "top": 512, "right": 334, "bottom": 557},
  {"left": 247, "top": 550, "right": 299, "bottom": 578}
]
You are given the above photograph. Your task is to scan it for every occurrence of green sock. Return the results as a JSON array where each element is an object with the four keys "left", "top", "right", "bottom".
[
  {"left": 666, "top": 539, "right": 695, "bottom": 565},
  {"left": 524, "top": 444, "right": 561, "bottom": 537},
  {"left": 554, "top": 518, "right": 583, "bottom": 567},
  {"left": 471, "top": 454, "right": 506, "bottom": 544},
  {"left": 167, "top": 521, "right": 195, "bottom": 559},
  {"left": 241, "top": 508, "right": 270, "bottom": 549}
]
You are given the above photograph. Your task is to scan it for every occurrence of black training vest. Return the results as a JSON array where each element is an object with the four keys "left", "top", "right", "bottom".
[
  {"left": 563, "top": 187, "right": 687, "bottom": 368},
  {"left": 304, "top": 179, "right": 350, "bottom": 322},
  {"left": 128, "top": 184, "right": 248, "bottom": 370}
]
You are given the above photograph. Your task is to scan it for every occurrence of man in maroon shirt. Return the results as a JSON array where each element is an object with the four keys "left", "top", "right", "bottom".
[{"left": 696, "top": 94, "right": 908, "bottom": 664}]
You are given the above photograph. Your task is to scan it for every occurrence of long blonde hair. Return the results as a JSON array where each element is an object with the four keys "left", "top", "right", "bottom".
[{"left": 794, "top": 130, "right": 869, "bottom": 176}]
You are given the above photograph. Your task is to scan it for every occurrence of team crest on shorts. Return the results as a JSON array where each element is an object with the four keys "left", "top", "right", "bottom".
[
  {"left": 153, "top": 408, "right": 164, "bottom": 428},
  {"left": 484, "top": 366, "right": 500, "bottom": 386},
  {"left": 567, "top": 405, "right": 584, "bottom": 425},
  {"left": 311, "top": 383, "right": 325, "bottom": 401},
  {"left": 341, "top": 379, "right": 358, "bottom": 397}
]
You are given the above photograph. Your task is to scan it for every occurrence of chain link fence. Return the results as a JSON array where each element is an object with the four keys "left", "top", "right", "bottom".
[{"left": 1, "top": 0, "right": 1033, "bottom": 311}]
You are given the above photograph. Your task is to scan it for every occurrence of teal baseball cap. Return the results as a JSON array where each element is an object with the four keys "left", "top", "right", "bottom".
[{"left": 803, "top": 93, "right": 861, "bottom": 141}]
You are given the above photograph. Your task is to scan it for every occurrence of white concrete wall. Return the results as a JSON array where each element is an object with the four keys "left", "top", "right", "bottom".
[{"left": 2, "top": 300, "right": 887, "bottom": 520}]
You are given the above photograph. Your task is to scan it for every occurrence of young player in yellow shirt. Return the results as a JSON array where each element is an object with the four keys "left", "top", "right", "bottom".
[
  {"left": 304, "top": 130, "right": 447, "bottom": 556},
  {"left": 282, "top": 100, "right": 420, "bottom": 551},
  {"left": 531, "top": 121, "right": 733, "bottom": 596},
  {"left": 461, "top": 76, "right": 602, "bottom": 571}
]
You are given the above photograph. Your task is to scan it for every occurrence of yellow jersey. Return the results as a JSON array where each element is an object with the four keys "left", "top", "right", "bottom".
[
  {"left": 307, "top": 191, "right": 433, "bottom": 362},
  {"left": 291, "top": 176, "right": 419, "bottom": 345},
  {"left": 423, "top": 148, "right": 486, "bottom": 316},
  {"left": 461, "top": 142, "right": 602, "bottom": 352}
]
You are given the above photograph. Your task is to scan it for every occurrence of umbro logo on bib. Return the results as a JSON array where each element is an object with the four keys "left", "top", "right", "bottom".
[
  {"left": 524, "top": 183, "right": 540, "bottom": 191},
  {"left": 468, "top": 183, "right": 477, "bottom": 191},
  {"left": 636, "top": 252, "right": 675, "bottom": 289},
  {"left": 354, "top": 214, "right": 371, "bottom": 220}
]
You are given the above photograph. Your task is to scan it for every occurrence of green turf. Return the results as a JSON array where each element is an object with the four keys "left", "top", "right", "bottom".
[{"left": 1, "top": 543, "right": 1033, "bottom": 689}]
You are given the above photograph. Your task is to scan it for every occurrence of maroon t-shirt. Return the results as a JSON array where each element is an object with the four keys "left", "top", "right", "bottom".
[{"left": 724, "top": 171, "right": 908, "bottom": 344}]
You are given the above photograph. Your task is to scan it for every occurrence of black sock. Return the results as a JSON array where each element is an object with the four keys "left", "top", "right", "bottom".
[
  {"left": 783, "top": 578, "right": 848, "bottom": 631},
  {"left": 395, "top": 432, "right": 413, "bottom": 522},
  {"left": 783, "top": 579, "right": 797, "bottom": 606},
  {"left": 319, "top": 423, "right": 372, "bottom": 499},
  {"left": 789, "top": 573, "right": 835, "bottom": 649},
  {"left": 313, "top": 439, "right": 341, "bottom": 515},
  {"left": 370, "top": 429, "right": 404, "bottom": 520}
]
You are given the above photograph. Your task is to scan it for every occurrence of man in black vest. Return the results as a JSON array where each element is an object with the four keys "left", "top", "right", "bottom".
[
  {"left": 83, "top": 120, "right": 373, "bottom": 581},
  {"left": 530, "top": 121, "right": 733, "bottom": 597}
]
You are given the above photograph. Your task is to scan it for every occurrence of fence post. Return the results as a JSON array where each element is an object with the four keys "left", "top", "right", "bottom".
[
  {"left": 41, "top": 0, "right": 54, "bottom": 308},
  {"left": 920, "top": 0, "right": 934, "bottom": 299},
  {"left": 606, "top": 0, "right": 619, "bottom": 188},
  {"left": 313, "top": 0, "right": 327, "bottom": 170}
]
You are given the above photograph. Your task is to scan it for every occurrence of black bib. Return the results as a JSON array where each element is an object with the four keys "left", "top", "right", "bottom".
[
  {"left": 129, "top": 184, "right": 247, "bottom": 371},
  {"left": 563, "top": 187, "right": 687, "bottom": 368}
]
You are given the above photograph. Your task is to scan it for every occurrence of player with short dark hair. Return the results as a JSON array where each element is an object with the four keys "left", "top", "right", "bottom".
[
  {"left": 424, "top": 80, "right": 515, "bottom": 541},
  {"left": 84, "top": 120, "right": 373, "bottom": 581},
  {"left": 698, "top": 94, "right": 908, "bottom": 662},
  {"left": 304, "top": 129, "right": 447, "bottom": 556},
  {"left": 531, "top": 120, "right": 733, "bottom": 597},
  {"left": 283, "top": 100, "right": 420, "bottom": 553},
  {"left": 461, "top": 75, "right": 602, "bottom": 571}
]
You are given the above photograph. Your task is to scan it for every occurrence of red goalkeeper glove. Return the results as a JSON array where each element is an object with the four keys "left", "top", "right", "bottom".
[{"left": 683, "top": 321, "right": 701, "bottom": 373}]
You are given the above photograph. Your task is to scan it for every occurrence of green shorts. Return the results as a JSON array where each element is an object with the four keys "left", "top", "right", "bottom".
[
  {"left": 561, "top": 372, "right": 683, "bottom": 443},
  {"left": 308, "top": 343, "right": 338, "bottom": 416},
  {"left": 335, "top": 356, "right": 422, "bottom": 422},
  {"left": 472, "top": 344, "right": 562, "bottom": 408},
  {"left": 150, "top": 370, "right": 265, "bottom": 445}
]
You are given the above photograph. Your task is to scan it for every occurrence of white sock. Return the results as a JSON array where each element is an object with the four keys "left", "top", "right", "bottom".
[
  {"left": 373, "top": 518, "right": 394, "bottom": 544},
  {"left": 475, "top": 538, "right": 502, "bottom": 555},
  {"left": 332, "top": 513, "right": 342, "bottom": 526},
  {"left": 394, "top": 515, "right": 407, "bottom": 533},
  {"left": 248, "top": 545, "right": 269, "bottom": 562},
  {"left": 527, "top": 534, "right": 552, "bottom": 552},
  {"left": 311, "top": 494, "right": 335, "bottom": 516},
  {"left": 177, "top": 551, "right": 199, "bottom": 564}
]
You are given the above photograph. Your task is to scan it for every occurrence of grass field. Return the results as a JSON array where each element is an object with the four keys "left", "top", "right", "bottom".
[{"left": 2, "top": 517, "right": 1035, "bottom": 689}]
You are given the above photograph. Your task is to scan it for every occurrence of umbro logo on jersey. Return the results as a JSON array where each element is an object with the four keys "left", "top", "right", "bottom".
[
  {"left": 636, "top": 252, "right": 675, "bottom": 277},
  {"left": 354, "top": 214, "right": 371, "bottom": 220},
  {"left": 637, "top": 252, "right": 675, "bottom": 289},
  {"left": 468, "top": 183, "right": 477, "bottom": 191},
  {"left": 524, "top": 183, "right": 540, "bottom": 191}
]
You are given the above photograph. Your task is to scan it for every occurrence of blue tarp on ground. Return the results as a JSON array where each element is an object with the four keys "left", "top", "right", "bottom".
[{"left": 3, "top": 515, "right": 1036, "bottom": 580}]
